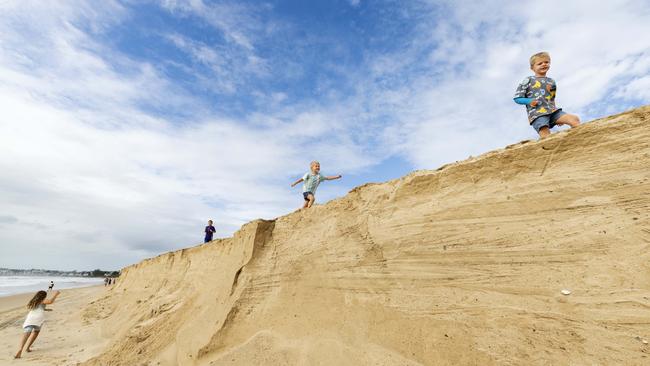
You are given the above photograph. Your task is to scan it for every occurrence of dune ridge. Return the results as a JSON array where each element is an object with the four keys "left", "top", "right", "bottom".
[{"left": 82, "top": 106, "right": 650, "bottom": 365}]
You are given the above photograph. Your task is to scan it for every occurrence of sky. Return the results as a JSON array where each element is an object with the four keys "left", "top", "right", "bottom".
[{"left": 1, "top": 0, "right": 649, "bottom": 271}]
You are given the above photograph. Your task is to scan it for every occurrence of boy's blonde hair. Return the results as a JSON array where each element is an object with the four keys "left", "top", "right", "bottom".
[
  {"left": 310, "top": 160, "right": 320, "bottom": 167},
  {"left": 530, "top": 52, "right": 550, "bottom": 66}
]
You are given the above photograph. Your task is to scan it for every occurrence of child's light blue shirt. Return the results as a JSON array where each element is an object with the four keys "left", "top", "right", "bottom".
[{"left": 302, "top": 172, "right": 326, "bottom": 193}]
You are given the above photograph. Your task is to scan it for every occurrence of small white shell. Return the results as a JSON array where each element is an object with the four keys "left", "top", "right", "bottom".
[
  {"left": 643, "top": 340, "right": 648, "bottom": 345},
  {"left": 561, "top": 289, "right": 571, "bottom": 295}
]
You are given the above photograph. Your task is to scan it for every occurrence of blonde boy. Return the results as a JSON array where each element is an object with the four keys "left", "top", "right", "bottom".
[
  {"left": 290, "top": 161, "right": 342, "bottom": 209},
  {"left": 513, "top": 52, "right": 580, "bottom": 138}
]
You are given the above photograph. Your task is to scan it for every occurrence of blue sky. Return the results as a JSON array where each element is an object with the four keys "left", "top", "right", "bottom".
[{"left": 1, "top": 0, "right": 649, "bottom": 270}]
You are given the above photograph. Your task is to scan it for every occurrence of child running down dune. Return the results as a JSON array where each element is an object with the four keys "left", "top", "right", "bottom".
[{"left": 291, "top": 161, "right": 342, "bottom": 209}]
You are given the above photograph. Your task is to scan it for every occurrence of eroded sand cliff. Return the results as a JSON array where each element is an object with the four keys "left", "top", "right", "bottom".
[{"left": 82, "top": 106, "right": 650, "bottom": 365}]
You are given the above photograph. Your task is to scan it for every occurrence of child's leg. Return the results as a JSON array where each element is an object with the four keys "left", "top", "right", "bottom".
[
  {"left": 15, "top": 331, "right": 31, "bottom": 358},
  {"left": 538, "top": 126, "right": 551, "bottom": 139},
  {"left": 302, "top": 192, "right": 312, "bottom": 209},
  {"left": 532, "top": 116, "right": 552, "bottom": 139},
  {"left": 306, "top": 194, "right": 315, "bottom": 208},
  {"left": 26, "top": 330, "right": 40, "bottom": 351},
  {"left": 555, "top": 113, "right": 580, "bottom": 128}
]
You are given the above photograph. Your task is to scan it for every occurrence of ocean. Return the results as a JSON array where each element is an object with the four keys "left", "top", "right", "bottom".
[{"left": 0, "top": 275, "right": 105, "bottom": 297}]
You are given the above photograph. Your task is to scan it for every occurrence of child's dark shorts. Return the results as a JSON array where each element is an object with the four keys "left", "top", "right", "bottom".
[
  {"left": 303, "top": 192, "right": 314, "bottom": 201},
  {"left": 531, "top": 109, "right": 566, "bottom": 133}
]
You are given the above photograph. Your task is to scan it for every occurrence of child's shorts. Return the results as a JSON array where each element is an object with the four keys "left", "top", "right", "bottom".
[
  {"left": 23, "top": 325, "right": 41, "bottom": 333},
  {"left": 531, "top": 109, "right": 566, "bottom": 133},
  {"left": 303, "top": 192, "right": 314, "bottom": 201}
]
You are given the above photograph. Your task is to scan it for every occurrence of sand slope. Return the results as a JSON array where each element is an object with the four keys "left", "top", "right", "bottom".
[{"left": 82, "top": 106, "right": 650, "bottom": 365}]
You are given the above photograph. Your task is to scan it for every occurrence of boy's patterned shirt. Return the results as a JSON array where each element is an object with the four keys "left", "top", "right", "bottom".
[
  {"left": 302, "top": 172, "right": 326, "bottom": 193},
  {"left": 513, "top": 76, "right": 560, "bottom": 123}
]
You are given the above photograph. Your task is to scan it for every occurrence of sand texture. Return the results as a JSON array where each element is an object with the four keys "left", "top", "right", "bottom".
[{"left": 5, "top": 106, "right": 650, "bottom": 365}]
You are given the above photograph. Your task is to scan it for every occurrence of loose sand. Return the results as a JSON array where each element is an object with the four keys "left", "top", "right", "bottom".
[{"left": 0, "top": 286, "right": 107, "bottom": 365}]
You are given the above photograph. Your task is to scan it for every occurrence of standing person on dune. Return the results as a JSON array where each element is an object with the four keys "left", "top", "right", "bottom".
[
  {"left": 14, "top": 290, "right": 60, "bottom": 359},
  {"left": 290, "top": 161, "right": 342, "bottom": 209},
  {"left": 513, "top": 52, "right": 580, "bottom": 139},
  {"left": 204, "top": 219, "right": 216, "bottom": 243}
]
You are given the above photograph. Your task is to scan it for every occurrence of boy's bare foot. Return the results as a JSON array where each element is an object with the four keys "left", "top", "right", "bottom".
[
  {"left": 26, "top": 348, "right": 32, "bottom": 352},
  {"left": 14, "top": 351, "right": 22, "bottom": 358}
]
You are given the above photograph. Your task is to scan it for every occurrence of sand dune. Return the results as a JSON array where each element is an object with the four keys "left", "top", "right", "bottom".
[{"left": 10, "top": 106, "right": 650, "bottom": 365}]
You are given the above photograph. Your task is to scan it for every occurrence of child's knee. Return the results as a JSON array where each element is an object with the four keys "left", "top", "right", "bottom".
[
  {"left": 564, "top": 114, "right": 580, "bottom": 126},
  {"left": 558, "top": 114, "right": 580, "bottom": 127},
  {"left": 538, "top": 125, "right": 550, "bottom": 135}
]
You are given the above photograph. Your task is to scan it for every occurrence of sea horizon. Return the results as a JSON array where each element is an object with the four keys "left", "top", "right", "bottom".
[{"left": 0, "top": 275, "right": 105, "bottom": 298}]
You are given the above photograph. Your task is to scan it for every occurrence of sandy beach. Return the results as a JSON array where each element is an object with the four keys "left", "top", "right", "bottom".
[{"left": 0, "top": 286, "right": 107, "bottom": 365}]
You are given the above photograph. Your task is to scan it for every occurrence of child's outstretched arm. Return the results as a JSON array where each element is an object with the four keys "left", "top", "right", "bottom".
[
  {"left": 325, "top": 175, "right": 342, "bottom": 180},
  {"left": 43, "top": 290, "right": 60, "bottom": 305},
  {"left": 290, "top": 177, "right": 304, "bottom": 187},
  {"left": 513, "top": 97, "right": 539, "bottom": 107},
  {"left": 513, "top": 97, "right": 532, "bottom": 105}
]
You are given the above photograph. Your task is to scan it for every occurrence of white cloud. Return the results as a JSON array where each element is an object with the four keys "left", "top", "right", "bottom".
[
  {"left": 616, "top": 75, "right": 650, "bottom": 100},
  {"left": 160, "top": 0, "right": 263, "bottom": 51},
  {"left": 165, "top": 33, "right": 270, "bottom": 94}
]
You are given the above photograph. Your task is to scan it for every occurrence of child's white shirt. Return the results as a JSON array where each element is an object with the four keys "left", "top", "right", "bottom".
[{"left": 23, "top": 304, "right": 46, "bottom": 327}]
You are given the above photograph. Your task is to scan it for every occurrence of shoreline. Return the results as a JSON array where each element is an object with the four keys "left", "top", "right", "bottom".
[
  {"left": 0, "top": 276, "right": 106, "bottom": 299},
  {"left": 0, "top": 284, "right": 105, "bottom": 312},
  {"left": 0, "top": 282, "right": 106, "bottom": 301}
]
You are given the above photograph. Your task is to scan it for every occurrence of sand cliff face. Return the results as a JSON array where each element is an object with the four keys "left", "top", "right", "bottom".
[{"left": 83, "top": 106, "right": 650, "bottom": 366}]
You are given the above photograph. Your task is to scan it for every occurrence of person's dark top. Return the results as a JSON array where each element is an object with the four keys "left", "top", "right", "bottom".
[{"left": 204, "top": 225, "right": 216, "bottom": 242}]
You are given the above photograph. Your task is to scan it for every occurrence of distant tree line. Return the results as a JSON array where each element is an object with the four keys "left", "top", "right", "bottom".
[
  {"left": 91, "top": 269, "right": 120, "bottom": 277},
  {"left": 0, "top": 268, "right": 120, "bottom": 277}
]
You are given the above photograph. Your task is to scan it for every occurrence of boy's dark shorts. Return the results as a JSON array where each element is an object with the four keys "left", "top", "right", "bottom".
[
  {"left": 303, "top": 192, "right": 314, "bottom": 201},
  {"left": 531, "top": 109, "right": 566, "bottom": 133}
]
